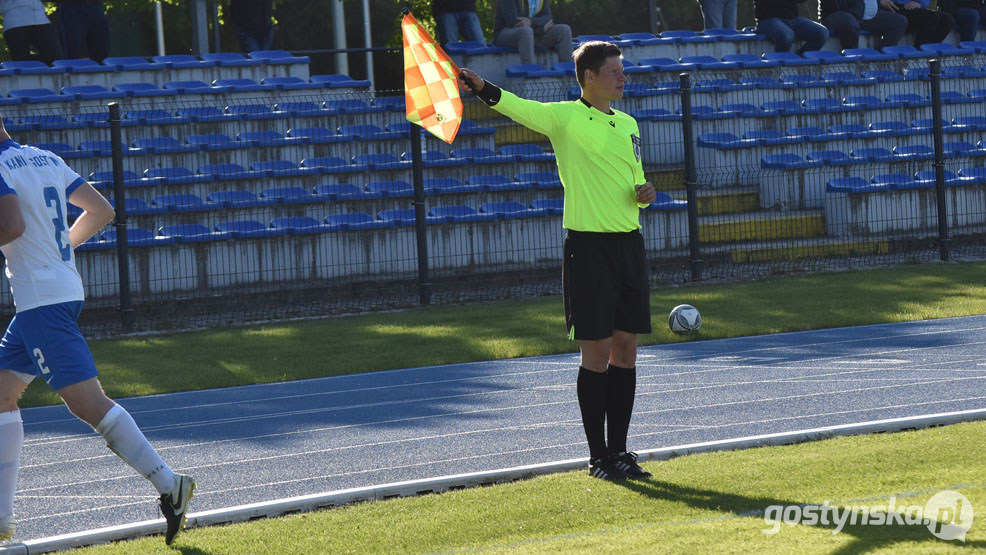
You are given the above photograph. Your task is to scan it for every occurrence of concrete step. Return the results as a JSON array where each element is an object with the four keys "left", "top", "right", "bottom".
[{"left": 698, "top": 210, "right": 826, "bottom": 244}]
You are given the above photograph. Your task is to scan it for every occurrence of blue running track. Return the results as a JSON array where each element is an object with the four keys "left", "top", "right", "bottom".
[{"left": 10, "top": 316, "right": 986, "bottom": 540}]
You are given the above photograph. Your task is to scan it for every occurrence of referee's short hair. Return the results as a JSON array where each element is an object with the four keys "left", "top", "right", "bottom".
[{"left": 574, "top": 41, "right": 622, "bottom": 88}]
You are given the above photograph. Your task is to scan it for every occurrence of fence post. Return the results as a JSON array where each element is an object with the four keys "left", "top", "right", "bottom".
[
  {"left": 409, "top": 123, "right": 432, "bottom": 304},
  {"left": 680, "top": 72, "right": 702, "bottom": 280},
  {"left": 108, "top": 103, "right": 133, "bottom": 331},
  {"left": 929, "top": 59, "right": 950, "bottom": 262}
]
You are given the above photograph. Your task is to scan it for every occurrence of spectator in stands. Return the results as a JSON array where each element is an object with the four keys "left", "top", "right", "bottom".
[
  {"left": 55, "top": 0, "right": 110, "bottom": 63},
  {"left": 229, "top": 0, "right": 274, "bottom": 53},
  {"left": 755, "top": 0, "right": 829, "bottom": 54},
  {"left": 939, "top": 0, "right": 986, "bottom": 42},
  {"left": 820, "top": 0, "right": 908, "bottom": 49},
  {"left": 890, "top": 0, "right": 954, "bottom": 46},
  {"left": 0, "top": 0, "right": 63, "bottom": 65},
  {"left": 493, "top": 0, "right": 572, "bottom": 65},
  {"left": 699, "top": 0, "right": 738, "bottom": 30},
  {"left": 432, "top": 0, "right": 486, "bottom": 46}
]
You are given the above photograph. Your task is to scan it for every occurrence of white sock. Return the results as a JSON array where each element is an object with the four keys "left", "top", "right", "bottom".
[
  {"left": 0, "top": 410, "right": 23, "bottom": 519},
  {"left": 96, "top": 405, "right": 176, "bottom": 496}
]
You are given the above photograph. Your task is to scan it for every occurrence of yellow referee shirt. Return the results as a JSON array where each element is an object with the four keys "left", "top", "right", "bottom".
[{"left": 491, "top": 90, "right": 647, "bottom": 232}]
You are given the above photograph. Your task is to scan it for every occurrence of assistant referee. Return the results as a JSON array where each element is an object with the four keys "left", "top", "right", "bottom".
[{"left": 458, "top": 41, "right": 656, "bottom": 481}]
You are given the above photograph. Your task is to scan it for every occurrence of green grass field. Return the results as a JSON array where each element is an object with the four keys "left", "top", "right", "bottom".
[{"left": 19, "top": 260, "right": 986, "bottom": 553}]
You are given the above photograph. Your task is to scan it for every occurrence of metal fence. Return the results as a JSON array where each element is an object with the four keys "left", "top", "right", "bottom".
[{"left": 1, "top": 53, "right": 984, "bottom": 336}]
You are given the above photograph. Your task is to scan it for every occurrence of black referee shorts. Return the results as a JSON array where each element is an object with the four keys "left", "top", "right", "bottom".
[{"left": 562, "top": 229, "right": 652, "bottom": 341}]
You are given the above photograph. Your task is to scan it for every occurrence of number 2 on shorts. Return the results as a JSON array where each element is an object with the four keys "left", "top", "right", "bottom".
[{"left": 33, "top": 348, "right": 51, "bottom": 375}]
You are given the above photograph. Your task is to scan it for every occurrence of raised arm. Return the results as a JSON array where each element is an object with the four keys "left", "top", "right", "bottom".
[{"left": 458, "top": 68, "right": 562, "bottom": 137}]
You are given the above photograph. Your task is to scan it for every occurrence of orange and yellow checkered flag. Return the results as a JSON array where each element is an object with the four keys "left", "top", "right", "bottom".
[{"left": 403, "top": 11, "right": 462, "bottom": 144}]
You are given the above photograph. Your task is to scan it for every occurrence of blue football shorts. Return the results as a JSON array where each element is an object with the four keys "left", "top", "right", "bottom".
[{"left": 0, "top": 301, "right": 98, "bottom": 391}]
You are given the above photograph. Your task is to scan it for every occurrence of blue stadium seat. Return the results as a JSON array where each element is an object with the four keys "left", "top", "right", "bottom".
[
  {"left": 353, "top": 153, "right": 409, "bottom": 170},
  {"left": 366, "top": 180, "right": 413, "bottom": 197},
  {"left": 719, "top": 103, "right": 761, "bottom": 116},
  {"left": 301, "top": 156, "right": 363, "bottom": 173},
  {"left": 164, "top": 80, "right": 229, "bottom": 94},
  {"left": 479, "top": 201, "right": 530, "bottom": 219},
  {"left": 186, "top": 133, "right": 246, "bottom": 150},
  {"left": 850, "top": 147, "right": 894, "bottom": 162},
  {"left": 9, "top": 88, "right": 66, "bottom": 102},
  {"left": 450, "top": 147, "right": 515, "bottom": 164},
  {"left": 498, "top": 144, "right": 554, "bottom": 162},
  {"left": 236, "top": 130, "right": 305, "bottom": 147},
  {"left": 702, "top": 28, "right": 761, "bottom": 41},
  {"left": 419, "top": 177, "right": 463, "bottom": 194},
  {"left": 872, "top": 173, "right": 919, "bottom": 189},
  {"left": 804, "top": 50, "right": 849, "bottom": 63},
  {"left": 958, "top": 167, "right": 986, "bottom": 183},
  {"left": 827, "top": 123, "right": 869, "bottom": 138},
  {"left": 885, "top": 93, "right": 929, "bottom": 107},
  {"left": 61, "top": 85, "right": 126, "bottom": 100},
  {"left": 109, "top": 197, "right": 164, "bottom": 215},
  {"left": 870, "top": 120, "right": 918, "bottom": 135},
  {"left": 646, "top": 191, "right": 688, "bottom": 211},
  {"left": 251, "top": 160, "right": 320, "bottom": 177},
  {"left": 517, "top": 171, "right": 562, "bottom": 189},
  {"left": 323, "top": 99, "right": 382, "bottom": 114},
  {"left": 384, "top": 122, "right": 412, "bottom": 137},
  {"left": 804, "top": 97, "right": 846, "bottom": 113},
  {"left": 1, "top": 60, "right": 64, "bottom": 74},
  {"left": 18, "top": 115, "right": 83, "bottom": 130},
  {"left": 506, "top": 64, "right": 566, "bottom": 78},
  {"left": 660, "top": 30, "right": 716, "bottom": 43},
  {"left": 429, "top": 205, "right": 497, "bottom": 223},
  {"left": 325, "top": 212, "right": 393, "bottom": 230},
  {"left": 248, "top": 49, "right": 310, "bottom": 64},
  {"left": 144, "top": 167, "right": 213, "bottom": 185},
  {"left": 738, "top": 76, "right": 786, "bottom": 88},
  {"left": 310, "top": 74, "right": 371, "bottom": 88},
  {"left": 226, "top": 104, "right": 281, "bottom": 120},
  {"left": 843, "top": 95, "right": 883, "bottom": 109},
  {"left": 402, "top": 150, "right": 461, "bottom": 167},
  {"left": 377, "top": 209, "right": 444, "bottom": 226},
  {"left": 943, "top": 142, "right": 978, "bottom": 157},
  {"left": 721, "top": 53, "right": 779, "bottom": 68},
  {"left": 198, "top": 163, "right": 263, "bottom": 180},
  {"left": 458, "top": 120, "right": 495, "bottom": 135},
  {"left": 787, "top": 126, "right": 829, "bottom": 140},
  {"left": 893, "top": 144, "right": 934, "bottom": 160},
  {"left": 697, "top": 133, "right": 742, "bottom": 148},
  {"left": 843, "top": 48, "right": 897, "bottom": 62},
  {"left": 287, "top": 126, "right": 354, "bottom": 144},
  {"left": 79, "top": 140, "right": 131, "bottom": 156},
  {"left": 337, "top": 124, "right": 403, "bottom": 140},
  {"left": 103, "top": 56, "right": 166, "bottom": 71},
  {"left": 552, "top": 61, "right": 576, "bottom": 75},
  {"left": 530, "top": 198, "right": 563, "bottom": 215},
  {"left": 262, "top": 187, "right": 310, "bottom": 203},
  {"left": 679, "top": 56, "right": 738, "bottom": 70},
  {"left": 903, "top": 67, "right": 931, "bottom": 81},
  {"left": 761, "top": 153, "right": 823, "bottom": 169},
  {"left": 371, "top": 96, "right": 405, "bottom": 111},
  {"left": 914, "top": 169, "right": 961, "bottom": 186},
  {"left": 312, "top": 184, "right": 372, "bottom": 200},
  {"left": 52, "top": 58, "right": 114, "bottom": 73},
  {"left": 125, "top": 109, "right": 185, "bottom": 125},
  {"left": 861, "top": 70, "right": 904, "bottom": 82},
  {"left": 467, "top": 174, "right": 524, "bottom": 191},
  {"left": 958, "top": 40, "right": 986, "bottom": 53},
  {"left": 152, "top": 194, "right": 207, "bottom": 211},
  {"left": 102, "top": 227, "right": 175, "bottom": 246},
  {"left": 200, "top": 52, "right": 263, "bottom": 66},
  {"left": 216, "top": 220, "right": 283, "bottom": 238},
  {"left": 213, "top": 78, "right": 277, "bottom": 92},
  {"left": 742, "top": 130, "right": 802, "bottom": 145},
  {"left": 89, "top": 170, "right": 161, "bottom": 188},
  {"left": 261, "top": 76, "right": 322, "bottom": 90},
  {"left": 113, "top": 82, "right": 177, "bottom": 97},
  {"left": 133, "top": 136, "right": 199, "bottom": 153},
  {"left": 271, "top": 217, "right": 327, "bottom": 234},
  {"left": 826, "top": 176, "right": 886, "bottom": 193},
  {"left": 73, "top": 112, "right": 110, "bottom": 127},
  {"left": 911, "top": 118, "right": 949, "bottom": 131},
  {"left": 159, "top": 224, "right": 229, "bottom": 242},
  {"left": 761, "top": 100, "right": 806, "bottom": 114},
  {"left": 821, "top": 72, "right": 877, "bottom": 86},
  {"left": 762, "top": 52, "right": 818, "bottom": 66},
  {"left": 34, "top": 142, "right": 86, "bottom": 158},
  {"left": 882, "top": 45, "right": 928, "bottom": 58},
  {"left": 637, "top": 57, "right": 695, "bottom": 71},
  {"left": 151, "top": 54, "right": 216, "bottom": 68},
  {"left": 177, "top": 106, "right": 238, "bottom": 122},
  {"left": 779, "top": 74, "right": 825, "bottom": 88},
  {"left": 274, "top": 102, "right": 328, "bottom": 116},
  {"left": 919, "top": 42, "right": 975, "bottom": 56},
  {"left": 807, "top": 150, "right": 852, "bottom": 165},
  {"left": 942, "top": 91, "right": 975, "bottom": 104},
  {"left": 207, "top": 190, "right": 272, "bottom": 208}
]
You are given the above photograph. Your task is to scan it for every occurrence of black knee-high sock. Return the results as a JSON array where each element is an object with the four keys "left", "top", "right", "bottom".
[
  {"left": 606, "top": 364, "right": 636, "bottom": 454},
  {"left": 576, "top": 366, "right": 608, "bottom": 460}
]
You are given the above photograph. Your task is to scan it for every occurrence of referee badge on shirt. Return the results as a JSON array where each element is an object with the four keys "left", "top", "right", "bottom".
[{"left": 631, "top": 134, "right": 641, "bottom": 163}]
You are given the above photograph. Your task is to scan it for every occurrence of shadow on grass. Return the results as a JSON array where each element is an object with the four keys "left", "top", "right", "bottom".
[{"left": 619, "top": 479, "right": 983, "bottom": 553}]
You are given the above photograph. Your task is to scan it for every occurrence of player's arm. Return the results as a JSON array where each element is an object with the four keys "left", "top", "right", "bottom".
[
  {"left": 458, "top": 68, "right": 561, "bottom": 137},
  {"left": 0, "top": 193, "right": 25, "bottom": 246},
  {"left": 67, "top": 182, "right": 114, "bottom": 247}
]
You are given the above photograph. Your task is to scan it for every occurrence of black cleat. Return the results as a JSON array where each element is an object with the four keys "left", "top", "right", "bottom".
[
  {"left": 160, "top": 474, "right": 196, "bottom": 545},
  {"left": 611, "top": 451, "right": 652, "bottom": 479},
  {"left": 588, "top": 457, "right": 629, "bottom": 481}
]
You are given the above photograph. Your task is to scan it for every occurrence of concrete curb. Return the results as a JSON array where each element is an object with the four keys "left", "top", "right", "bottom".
[{"left": 3, "top": 407, "right": 984, "bottom": 554}]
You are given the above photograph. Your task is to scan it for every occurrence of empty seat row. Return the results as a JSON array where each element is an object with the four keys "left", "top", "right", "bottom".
[
  {"left": 1, "top": 50, "right": 310, "bottom": 76},
  {"left": 827, "top": 167, "right": 986, "bottom": 193},
  {"left": 763, "top": 145, "right": 986, "bottom": 168}
]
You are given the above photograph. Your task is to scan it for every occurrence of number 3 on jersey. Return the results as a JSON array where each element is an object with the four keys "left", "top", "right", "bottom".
[
  {"left": 43, "top": 186, "right": 72, "bottom": 261},
  {"left": 33, "top": 348, "right": 51, "bottom": 375}
]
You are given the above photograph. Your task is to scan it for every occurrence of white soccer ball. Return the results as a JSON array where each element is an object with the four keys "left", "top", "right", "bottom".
[{"left": 668, "top": 304, "right": 702, "bottom": 333}]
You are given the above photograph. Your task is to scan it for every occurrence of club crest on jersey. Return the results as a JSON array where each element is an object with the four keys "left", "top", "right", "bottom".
[{"left": 631, "top": 134, "right": 641, "bottom": 162}]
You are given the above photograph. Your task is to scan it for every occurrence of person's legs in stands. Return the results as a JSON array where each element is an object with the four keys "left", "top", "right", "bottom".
[
  {"left": 722, "top": 0, "right": 738, "bottom": 29},
  {"left": 495, "top": 26, "right": 536, "bottom": 64},
  {"left": 458, "top": 11, "right": 486, "bottom": 43},
  {"left": 699, "top": 0, "right": 725, "bottom": 29},
  {"left": 756, "top": 18, "right": 796, "bottom": 51},
  {"left": 932, "top": 10, "right": 954, "bottom": 43},
  {"left": 822, "top": 11, "right": 862, "bottom": 49},
  {"left": 85, "top": 2, "right": 110, "bottom": 62},
  {"left": 259, "top": 23, "right": 274, "bottom": 50},
  {"left": 32, "top": 24, "right": 64, "bottom": 65},
  {"left": 789, "top": 16, "right": 829, "bottom": 53},
  {"left": 435, "top": 12, "right": 457, "bottom": 45},
  {"left": 57, "top": 3, "right": 87, "bottom": 59},
  {"left": 2, "top": 28, "right": 35, "bottom": 62},
  {"left": 861, "top": 10, "right": 908, "bottom": 48},
  {"left": 538, "top": 23, "right": 572, "bottom": 62},
  {"left": 952, "top": 8, "right": 978, "bottom": 42}
]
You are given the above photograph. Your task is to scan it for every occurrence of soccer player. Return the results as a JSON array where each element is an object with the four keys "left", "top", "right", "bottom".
[
  {"left": 458, "top": 41, "right": 657, "bottom": 481},
  {"left": 0, "top": 117, "right": 195, "bottom": 545}
]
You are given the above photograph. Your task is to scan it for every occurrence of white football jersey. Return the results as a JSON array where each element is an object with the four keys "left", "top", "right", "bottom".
[{"left": 0, "top": 140, "right": 88, "bottom": 312}]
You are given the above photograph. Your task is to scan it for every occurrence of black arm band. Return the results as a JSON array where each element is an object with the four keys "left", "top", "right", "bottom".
[{"left": 475, "top": 80, "right": 502, "bottom": 106}]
